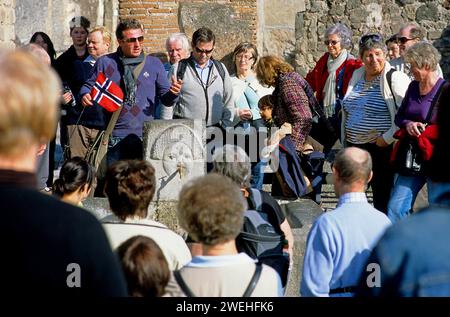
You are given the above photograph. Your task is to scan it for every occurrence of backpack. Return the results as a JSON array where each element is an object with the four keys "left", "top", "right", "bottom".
[
  {"left": 176, "top": 57, "right": 226, "bottom": 82},
  {"left": 235, "top": 188, "right": 290, "bottom": 287}
]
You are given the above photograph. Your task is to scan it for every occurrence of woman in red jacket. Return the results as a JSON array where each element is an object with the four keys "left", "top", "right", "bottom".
[{"left": 306, "top": 23, "right": 362, "bottom": 152}]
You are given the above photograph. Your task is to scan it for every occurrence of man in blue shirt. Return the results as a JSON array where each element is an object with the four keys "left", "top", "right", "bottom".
[{"left": 300, "top": 147, "right": 391, "bottom": 297}]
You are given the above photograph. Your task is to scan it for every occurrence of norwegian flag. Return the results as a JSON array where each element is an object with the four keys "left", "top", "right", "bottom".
[{"left": 90, "top": 72, "right": 124, "bottom": 112}]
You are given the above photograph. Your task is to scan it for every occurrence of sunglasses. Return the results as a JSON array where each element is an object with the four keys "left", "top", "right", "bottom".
[
  {"left": 359, "top": 33, "right": 383, "bottom": 46},
  {"left": 194, "top": 46, "right": 214, "bottom": 54},
  {"left": 123, "top": 36, "right": 144, "bottom": 43},
  {"left": 398, "top": 37, "right": 417, "bottom": 44},
  {"left": 324, "top": 40, "right": 340, "bottom": 46}
]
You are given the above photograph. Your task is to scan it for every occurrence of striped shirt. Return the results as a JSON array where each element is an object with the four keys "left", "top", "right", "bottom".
[{"left": 343, "top": 75, "right": 391, "bottom": 144}]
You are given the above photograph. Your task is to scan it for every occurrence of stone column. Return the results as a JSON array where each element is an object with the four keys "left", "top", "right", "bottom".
[{"left": 0, "top": 0, "right": 16, "bottom": 49}]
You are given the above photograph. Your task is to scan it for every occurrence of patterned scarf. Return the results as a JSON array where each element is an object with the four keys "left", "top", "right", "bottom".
[{"left": 119, "top": 50, "right": 145, "bottom": 106}]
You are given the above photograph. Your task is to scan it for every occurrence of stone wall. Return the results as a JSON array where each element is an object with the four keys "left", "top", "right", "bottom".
[
  {"left": 14, "top": 0, "right": 118, "bottom": 54},
  {"left": 0, "top": 0, "right": 16, "bottom": 49},
  {"left": 295, "top": 0, "right": 450, "bottom": 79}
]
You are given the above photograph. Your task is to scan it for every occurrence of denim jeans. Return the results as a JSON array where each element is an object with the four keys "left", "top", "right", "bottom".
[
  {"left": 387, "top": 173, "right": 436, "bottom": 223},
  {"left": 250, "top": 160, "right": 267, "bottom": 190}
]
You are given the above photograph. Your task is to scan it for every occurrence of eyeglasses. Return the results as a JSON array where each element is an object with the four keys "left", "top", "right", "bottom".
[
  {"left": 359, "top": 34, "right": 383, "bottom": 46},
  {"left": 122, "top": 36, "right": 144, "bottom": 43},
  {"left": 398, "top": 37, "right": 417, "bottom": 44},
  {"left": 194, "top": 46, "right": 214, "bottom": 54},
  {"left": 324, "top": 40, "right": 340, "bottom": 46},
  {"left": 236, "top": 54, "right": 254, "bottom": 61}
]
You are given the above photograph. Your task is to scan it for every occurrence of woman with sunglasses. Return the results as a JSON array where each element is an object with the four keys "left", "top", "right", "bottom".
[
  {"left": 230, "top": 42, "right": 273, "bottom": 189},
  {"left": 387, "top": 42, "right": 446, "bottom": 223},
  {"left": 306, "top": 23, "right": 363, "bottom": 152},
  {"left": 341, "top": 33, "right": 410, "bottom": 214}
]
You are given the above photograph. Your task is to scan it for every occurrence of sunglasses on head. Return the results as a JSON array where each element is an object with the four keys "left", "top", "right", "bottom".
[
  {"left": 398, "top": 36, "right": 417, "bottom": 44},
  {"left": 194, "top": 46, "right": 214, "bottom": 54},
  {"left": 359, "top": 33, "right": 383, "bottom": 46},
  {"left": 123, "top": 36, "right": 144, "bottom": 43},
  {"left": 324, "top": 40, "right": 340, "bottom": 46}
]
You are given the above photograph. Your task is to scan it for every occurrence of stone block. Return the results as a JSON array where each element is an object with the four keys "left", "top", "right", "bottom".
[
  {"left": 143, "top": 119, "right": 206, "bottom": 201},
  {"left": 264, "top": 0, "right": 305, "bottom": 27},
  {"left": 179, "top": 3, "right": 254, "bottom": 61},
  {"left": 279, "top": 199, "right": 323, "bottom": 297},
  {"left": 263, "top": 28, "right": 296, "bottom": 62},
  {"left": 416, "top": 3, "right": 439, "bottom": 22}
]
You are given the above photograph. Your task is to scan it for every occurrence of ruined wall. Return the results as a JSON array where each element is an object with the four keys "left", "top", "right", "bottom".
[
  {"left": 295, "top": 0, "right": 450, "bottom": 79},
  {"left": 0, "top": 0, "right": 16, "bottom": 49},
  {"left": 14, "top": 0, "right": 118, "bottom": 54},
  {"left": 118, "top": 0, "right": 257, "bottom": 66}
]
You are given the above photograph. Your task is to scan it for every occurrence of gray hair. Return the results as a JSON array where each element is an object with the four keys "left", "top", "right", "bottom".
[
  {"left": 358, "top": 33, "right": 386, "bottom": 58},
  {"left": 211, "top": 145, "right": 251, "bottom": 188},
  {"left": 165, "top": 33, "right": 190, "bottom": 54},
  {"left": 404, "top": 41, "right": 441, "bottom": 72},
  {"left": 325, "top": 23, "right": 352, "bottom": 49}
]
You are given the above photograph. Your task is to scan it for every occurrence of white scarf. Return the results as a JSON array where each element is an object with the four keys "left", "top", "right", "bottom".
[{"left": 323, "top": 49, "right": 348, "bottom": 117}]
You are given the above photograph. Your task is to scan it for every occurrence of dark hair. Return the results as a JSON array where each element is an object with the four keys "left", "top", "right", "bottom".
[
  {"left": 385, "top": 34, "right": 399, "bottom": 45},
  {"left": 117, "top": 235, "right": 170, "bottom": 297},
  {"left": 53, "top": 157, "right": 94, "bottom": 198},
  {"left": 192, "top": 27, "right": 215, "bottom": 47},
  {"left": 258, "top": 94, "right": 274, "bottom": 109},
  {"left": 30, "top": 32, "right": 56, "bottom": 62},
  {"left": 116, "top": 18, "right": 143, "bottom": 40},
  {"left": 69, "top": 16, "right": 90, "bottom": 33},
  {"left": 104, "top": 160, "right": 156, "bottom": 221}
]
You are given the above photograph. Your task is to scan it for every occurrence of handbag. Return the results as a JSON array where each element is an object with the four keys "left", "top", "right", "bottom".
[
  {"left": 391, "top": 133, "right": 423, "bottom": 176},
  {"left": 391, "top": 81, "right": 445, "bottom": 176}
]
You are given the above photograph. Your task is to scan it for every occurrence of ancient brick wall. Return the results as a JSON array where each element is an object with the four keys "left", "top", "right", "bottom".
[{"left": 119, "top": 0, "right": 257, "bottom": 63}]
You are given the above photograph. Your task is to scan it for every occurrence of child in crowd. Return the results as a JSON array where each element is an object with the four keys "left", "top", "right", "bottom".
[
  {"left": 117, "top": 235, "right": 170, "bottom": 297},
  {"left": 52, "top": 156, "right": 94, "bottom": 206}
]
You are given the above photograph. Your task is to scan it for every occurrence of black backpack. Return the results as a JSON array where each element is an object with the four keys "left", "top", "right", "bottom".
[{"left": 236, "top": 188, "right": 290, "bottom": 287}]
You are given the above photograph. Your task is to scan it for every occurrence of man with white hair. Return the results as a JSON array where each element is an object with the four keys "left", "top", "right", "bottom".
[{"left": 301, "top": 147, "right": 391, "bottom": 297}]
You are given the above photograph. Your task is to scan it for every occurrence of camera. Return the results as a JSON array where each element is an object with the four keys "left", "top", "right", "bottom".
[{"left": 63, "top": 83, "right": 76, "bottom": 107}]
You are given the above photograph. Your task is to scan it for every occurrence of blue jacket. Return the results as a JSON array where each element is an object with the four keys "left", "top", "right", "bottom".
[
  {"left": 358, "top": 183, "right": 450, "bottom": 296},
  {"left": 71, "top": 58, "right": 109, "bottom": 129},
  {"left": 277, "top": 136, "right": 308, "bottom": 198},
  {"left": 80, "top": 50, "right": 177, "bottom": 138}
]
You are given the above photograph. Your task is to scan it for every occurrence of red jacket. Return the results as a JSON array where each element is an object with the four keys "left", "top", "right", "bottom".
[
  {"left": 393, "top": 125, "right": 439, "bottom": 161},
  {"left": 305, "top": 53, "right": 363, "bottom": 104}
]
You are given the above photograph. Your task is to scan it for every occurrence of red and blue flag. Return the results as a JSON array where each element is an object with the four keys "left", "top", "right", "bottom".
[{"left": 90, "top": 72, "right": 124, "bottom": 112}]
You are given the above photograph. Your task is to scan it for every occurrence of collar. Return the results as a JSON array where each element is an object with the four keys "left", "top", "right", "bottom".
[
  {"left": 186, "top": 253, "right": 256, "bottom": 268},
  {"left": 337, "top": 192, "right": 368, "bottom": 207},
  {"left": 194, "top": 58, "right": 213, "bottom": 70},
  {"left": 83, "top": 55, "right": 96, "bottom": 66},
  {"left": 0, "top": 169, "right": 36, "bottom": 188}
]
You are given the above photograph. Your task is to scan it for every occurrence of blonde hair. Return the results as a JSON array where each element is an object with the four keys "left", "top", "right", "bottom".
[
  {"left": 256, "top": 55, "right": 294, "bottom": 87},
  {"left": 0, "top": 50, "right": 60, "bottom": 157},
  {"left": 90, "top": 26, "right": 112, "bottom": 46},
  {"left": 404, "top": 41, "right": 441, "bottom": 72}
]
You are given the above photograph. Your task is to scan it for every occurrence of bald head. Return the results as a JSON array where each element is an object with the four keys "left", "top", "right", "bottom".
[{"left": 333, "top": 147, "right": 372, "bottom": 187}]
